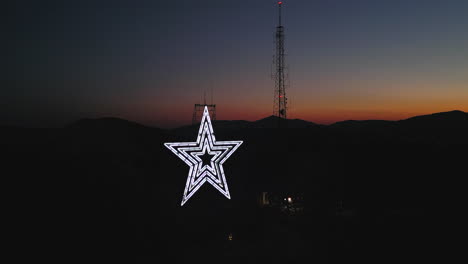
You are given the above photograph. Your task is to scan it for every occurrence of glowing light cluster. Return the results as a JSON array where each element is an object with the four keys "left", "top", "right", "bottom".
[{"left": 164, "top": 106, "right": 243, "bottom": 206}]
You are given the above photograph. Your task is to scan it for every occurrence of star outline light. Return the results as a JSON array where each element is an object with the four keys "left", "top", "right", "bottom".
[{"left": 164, "top": 106, "right": 243, "bottom": 206}]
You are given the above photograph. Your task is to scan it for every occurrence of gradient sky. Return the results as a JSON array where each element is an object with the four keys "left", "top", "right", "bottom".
[{"left": 3, "top": 0, "right": 468, "bottom": 128}]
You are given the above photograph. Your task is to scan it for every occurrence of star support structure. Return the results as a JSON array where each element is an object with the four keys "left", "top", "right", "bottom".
[{"left": 164, "top": 106, "right": 243, "bottom": 206}]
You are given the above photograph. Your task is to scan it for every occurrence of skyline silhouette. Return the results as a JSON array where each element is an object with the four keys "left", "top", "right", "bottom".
[{"left": 3, "top": 0, "right": 468, "bottom": 128}]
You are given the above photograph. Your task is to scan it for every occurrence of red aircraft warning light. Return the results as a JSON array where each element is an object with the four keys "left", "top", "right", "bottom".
[{"left": 278, "top": 1, "right": 283, "bottom": 5}]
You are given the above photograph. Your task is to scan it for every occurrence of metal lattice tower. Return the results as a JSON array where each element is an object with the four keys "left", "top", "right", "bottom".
[
  {"left": 192, "top": 90, "right": 216, "bottom": 124},
  {"left": 273, "top": 1, "right": 287, "bottom": 119}
]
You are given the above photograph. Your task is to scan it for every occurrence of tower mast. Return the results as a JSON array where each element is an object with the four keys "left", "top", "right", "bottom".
[{"left": 273, "top": 1, "right": 287, "bottom": 119}]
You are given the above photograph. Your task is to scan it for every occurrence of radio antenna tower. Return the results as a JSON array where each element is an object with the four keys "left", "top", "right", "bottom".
[
  {"left": 273, "top": 1, "right": 288, "bottom": 119},
  {"left": 192, "top": 89, "right": 216, "bottom": 124}
]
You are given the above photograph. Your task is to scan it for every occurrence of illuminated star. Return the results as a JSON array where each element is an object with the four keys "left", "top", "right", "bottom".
[{"left": 164, "top": 106, "right": 243, "bottom": 206}]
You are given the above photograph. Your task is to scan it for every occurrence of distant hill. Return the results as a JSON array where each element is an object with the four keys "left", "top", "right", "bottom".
[
  {"left": 53, "top": 117, "right": 171, "bottom": 154},
  {"left": 329, "top": 120, "right": 396, "bottom": 132},
  {"left": 176, "top": 110, "right": 466, "bottom": 131},
  {"left": 3, "top": 110, "right": 464, "bottom": 132},
  {"left": 251, "top": 115, "right": 319, "bottom": 129},
  {"left": 2, "top": 110, "right": 466, "bottom": 146},
  {"left": 398, "top": 110, "right": 468, "bottom": 129},
  {"left": 329, "top": 110, "right": 467, "bottom": 129},
  {"left": 66, "top": 117, "right": 155, "bottom": 130}
]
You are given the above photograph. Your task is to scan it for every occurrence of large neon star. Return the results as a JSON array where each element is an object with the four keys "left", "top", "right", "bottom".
[{"left": 164, "top": 106, "right": 243, "bottom": 206}]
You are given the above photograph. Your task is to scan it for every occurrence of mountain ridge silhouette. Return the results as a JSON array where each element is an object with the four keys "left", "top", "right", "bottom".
[{"left": 62, "top": 109, "right": 468, "bottom": 131}]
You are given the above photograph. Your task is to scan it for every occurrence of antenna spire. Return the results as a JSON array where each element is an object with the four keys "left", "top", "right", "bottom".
[
  {"left": 278, "top": 2, "right": 282, "bottom": 26},
  {"left": 273, "top": 1, "right": 287, "bottom": 120},
  {"left": 203, "top": 90, "right": 206, "bottom": 105}
]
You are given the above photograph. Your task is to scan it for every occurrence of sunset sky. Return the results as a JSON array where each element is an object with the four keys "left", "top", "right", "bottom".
[{"left": 3, "top": 0, "right": 468, "bottom": 128}]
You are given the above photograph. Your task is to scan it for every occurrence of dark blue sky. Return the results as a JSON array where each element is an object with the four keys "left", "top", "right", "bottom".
[{"left": 3, "top": 0, "right": 468, "bottom": 127}]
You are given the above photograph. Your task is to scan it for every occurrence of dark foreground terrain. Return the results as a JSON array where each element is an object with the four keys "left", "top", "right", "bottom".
[{"left": 3, "top": 110, "right": 467, "bottom": 262}]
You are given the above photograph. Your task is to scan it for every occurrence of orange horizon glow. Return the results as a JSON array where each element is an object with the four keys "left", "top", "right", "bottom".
[
  {"left": 115, "top": 104, "right": 467, "bottom": 129},
  {"left": 102, "top": 78, "right": 468, "bottom": 129}
]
